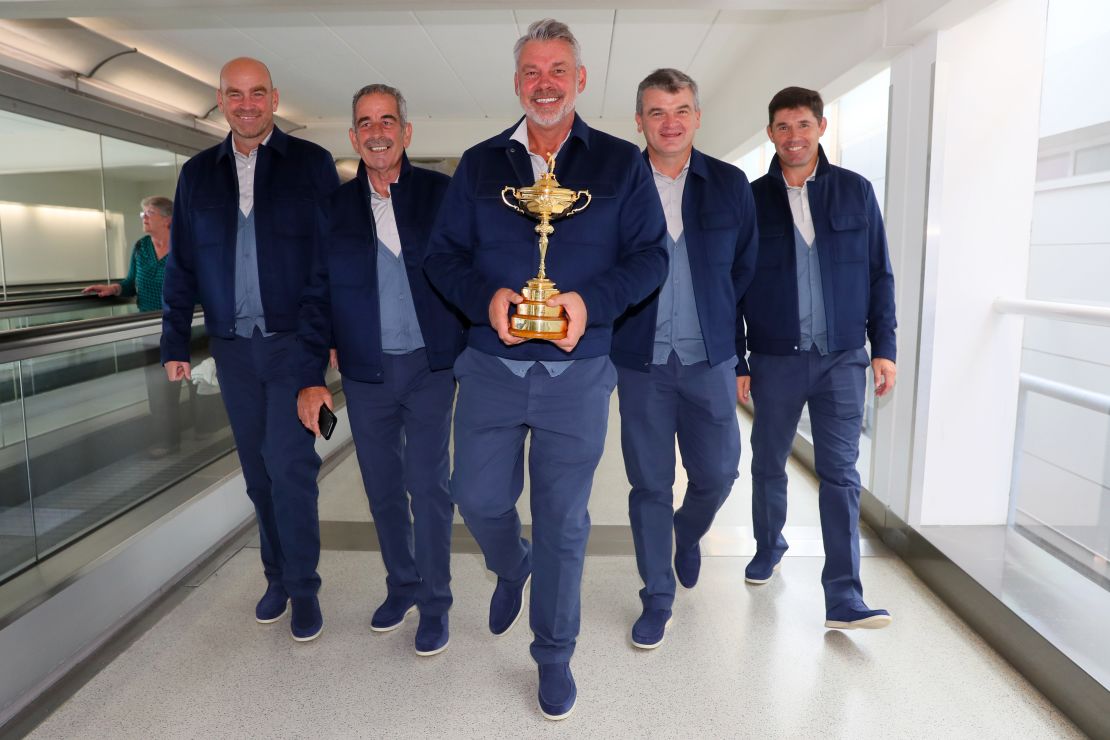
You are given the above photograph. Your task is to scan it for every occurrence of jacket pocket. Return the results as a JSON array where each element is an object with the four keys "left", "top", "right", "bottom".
[{"left": 830, "top": 213, "right": 868, "bottom": 262}]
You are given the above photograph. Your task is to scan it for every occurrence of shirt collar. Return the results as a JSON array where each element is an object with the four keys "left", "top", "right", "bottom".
[
  {"left": 497, "top": 113, "right": 591, "bottom": 151},
  {"left": 782, "top": 161, "right": 818, "bottom": 190},
  {"left": 220, "top": 127, "right": 280, "bottom": 161},
  {"left": 509, "top": 117, "right": 572, "bottom": 163},
  {"left": 648, "top": 156, "right": 691, "bottom": 183}
]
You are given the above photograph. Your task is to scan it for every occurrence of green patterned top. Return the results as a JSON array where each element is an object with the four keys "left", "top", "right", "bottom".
[{"left": 117, "top": 235, "right": 168, "bottom": 312}]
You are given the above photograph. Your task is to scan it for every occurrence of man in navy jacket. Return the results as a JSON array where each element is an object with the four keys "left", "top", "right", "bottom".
[
  {"left": 162, "top": 58, "right": 339, "bottom": 642},
  {"left": 611, "top": 69, "right": 757, "bottom": 650},
  {"left": 741, "top": 86, "right": 897, "bottom": 630},
  {"left": 297, "top": 85, "right": 464, "bottom": 658},
  {"left": 424, "top": 19, "right": 667, "bottom": 720}
]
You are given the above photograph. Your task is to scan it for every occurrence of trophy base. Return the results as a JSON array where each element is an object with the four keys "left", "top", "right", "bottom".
[{"left": 509, "top": 277, "right": 567, "bottom": 340}]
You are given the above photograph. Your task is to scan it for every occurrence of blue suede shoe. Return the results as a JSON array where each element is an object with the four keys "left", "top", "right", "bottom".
[
  {"left": 414, "top": 614, "right": 449, "bottom": 657},
  {"left": 825, "top": 599, "right": 892, "bottom": 630},
  {"left": 371, "top": 593, "right": 417, "bottom": 632},
  {"left": 291, "top": 596, "right": 323, "bottom": 642},
  {"left": 537, "top": 662, "right": 577, "bottom": 720},
  {"left": 255, "top": 582, "right": 288, "bottom": 624},
  {"left": 744, "top": 550, "right": 784, "bottom": 584},
  {"left": 489, "top": 572, "right": 531, "bottom": 636},
  {"left": 674, "top": 543, "right": 701, "bottom": 589},
  {"left": 631, "top": 607, "right": 673, "bottom": 650}
]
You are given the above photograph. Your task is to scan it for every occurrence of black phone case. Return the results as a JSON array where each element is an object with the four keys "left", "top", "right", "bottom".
[{"left": 318, "top": 405, "right": 338, "bottom": 440}]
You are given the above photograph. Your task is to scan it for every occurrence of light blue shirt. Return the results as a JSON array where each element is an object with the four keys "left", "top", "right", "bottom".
[
  {"left": 795, "top": 224, "right": 828, "bottom": 354},
  {"left": 233, "top": 209, "right": 271, "bottom": 338},
  {"left": 653, "top": 230, "right": 708, "bottom": 365},
  {"left": 376, "top": 238, "right": 425, "bottom": 354}
]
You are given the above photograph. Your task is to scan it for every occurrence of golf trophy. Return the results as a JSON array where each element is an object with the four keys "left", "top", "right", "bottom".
[{"left": 500, "top": 153, "right": 591, "bottom": 340}]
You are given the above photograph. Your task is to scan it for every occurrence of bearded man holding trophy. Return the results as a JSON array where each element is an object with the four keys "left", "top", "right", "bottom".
[{"left": 424, "top": 18, "right": 667, "bottom": 722}]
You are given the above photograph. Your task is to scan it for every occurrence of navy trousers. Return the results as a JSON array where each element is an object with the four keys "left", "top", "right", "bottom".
[
  {"left": 617, "top": 352, "right": 740, "bottom": 610},
  {"left": 749, "top": 347, "right": 869, "bottom": 609},
  {"left": 209, "top": 331, "right": 322, "bottom": 598},
  {"left": 342, "top": 350, "right": 455, "bottom": 617},
  {"left": 450, "top": 348, "right": 616, "bottom": 665}
]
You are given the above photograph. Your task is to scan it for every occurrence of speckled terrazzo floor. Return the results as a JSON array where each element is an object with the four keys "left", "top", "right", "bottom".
[
  {"left": 28, "top": 549, "right": 1078, "bottom": 739},
  {"left": 27, "top": 404, "right": 1081, "bottom": 738}
]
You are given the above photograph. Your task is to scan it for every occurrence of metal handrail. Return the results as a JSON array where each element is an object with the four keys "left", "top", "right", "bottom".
[
  {"left": 994, "top": 298, "right": 1110, "bottom": 327},
  {"left": 0, "top": 309, "right": 203, "bottom": 363},
  {"left": 1020, "top": 373, "right": 1110, "bottom": 415}
]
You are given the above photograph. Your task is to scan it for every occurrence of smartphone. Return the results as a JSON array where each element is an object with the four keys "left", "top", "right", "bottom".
[{"left": 318, "top": 404, "right": 338, "bottom": 441}]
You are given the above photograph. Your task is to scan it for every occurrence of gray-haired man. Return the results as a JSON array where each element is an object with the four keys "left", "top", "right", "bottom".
[{"left": 425, "top": 19, "right": 667, "bottom": 720}]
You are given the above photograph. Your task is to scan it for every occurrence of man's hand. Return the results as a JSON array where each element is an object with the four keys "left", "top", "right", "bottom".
[
  {"left": 489, "top": 287, "right": 525, "bottom": 346},
  {"left": 737, "top": 375, "right": 751, "bottom": 404},
  {"left": 328, "top": 348, "right": 338, "bottom": 370},
  {"left": 165, "top": 361, "right": 191, "bottom": 382},
  {"left": 83, "top": 284, "right": 121, "bottom": 298},
  {"left": 297, "top": 386, "right": 334, "bottom": 436},
  {"left": 872, "top": 358, "right": 897, "bottom": 397},
  {"left": 547, "top": 291, "right": 587, "bottom": 352}
]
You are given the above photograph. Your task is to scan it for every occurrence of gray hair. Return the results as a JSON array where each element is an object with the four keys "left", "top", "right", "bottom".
[
  {"left": 351, "top": 83, "right": 408, "bottom": 127},
  {"left": 636, "top": 68, "right": 700, "bottom": 116},
  {"left": 141, "top": 195, "right": 173, "bottom": 217},
  {"left": 513, "top": 18, "right": 582, "bottom": 69}
]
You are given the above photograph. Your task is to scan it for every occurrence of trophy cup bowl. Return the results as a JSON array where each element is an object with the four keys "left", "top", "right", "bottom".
[{"left": 501, "top": 154, "right": 591, "bottom": 340}]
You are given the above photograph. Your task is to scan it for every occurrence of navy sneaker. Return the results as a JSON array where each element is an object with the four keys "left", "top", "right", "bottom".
[
  {"left": 631, "top": 607, "right": 673, "bottom": 650},
  {"left": 489, "top": 572, "right": 531, "bottom": 636},
  {"left": 371, "top": 593, "right": 417, "bottom": 632},
  {"left": 537, "top": 662, "right": 577, "bottom": 720},
  {"left": 674, "top": 543, "right": 701, "bottom": 589},
  {"left": 291, "top": 596, "right": 323, "bottom": 642},
  {"left": 825, "top": 599, "right": 892, "bottom": 630},
  {"left": 744, "top": 550, "right": 784, "bottom": 584},
  {"left": 255, "top": 582, "right": 289, "bottom": 624},
  {"left": 414, "top": 613, "right": 449, "bottom": 657}
]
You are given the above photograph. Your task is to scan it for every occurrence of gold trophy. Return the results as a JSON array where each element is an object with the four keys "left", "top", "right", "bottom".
[{"left": 501, "top": 153, "right": 591, "bottom": 340}]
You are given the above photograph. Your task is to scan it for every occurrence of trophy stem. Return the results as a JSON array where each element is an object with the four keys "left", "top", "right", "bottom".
[{"left": 535, "top": 214, "right": 554, "bottom": 280}]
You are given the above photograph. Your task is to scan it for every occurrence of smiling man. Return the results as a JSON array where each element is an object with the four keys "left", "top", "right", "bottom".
[
  {"left": 161, "top": 57, "right": 339, "bottom": 642},
  {"left": 610, "top": 68, "right": 757, "bottom": 650},
  {"left": 424, "top": 19, "right": 667, "bottom": 721},
  {"left": 296, "top": 85, "right": 462, "bottom": 657},
  {"left": 741, "top": 86, "right": 897, "bottom": 630}
]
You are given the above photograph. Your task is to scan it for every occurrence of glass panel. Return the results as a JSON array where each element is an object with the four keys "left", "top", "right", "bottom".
[
  {"left": 1074, "top": 141, "right": 1110, "bottom": 176},
  {"left": 21, "top": 328, "right": 234, "bottom": 560},
  {"left": 0, "top": 360, "right": 33, "bottom": 582},
  {"left": 0, "top": 110, "right": 108, "bottom": 296},
  {"left": 1036, "top": 152, "right": 1071, "bottom": 181},
  {"left": 100, "top": 137, "right": 179, "bottom": 282}
]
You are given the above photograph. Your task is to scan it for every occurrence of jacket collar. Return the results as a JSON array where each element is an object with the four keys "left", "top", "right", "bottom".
[
  {"left": 216, "top": 125, "right": 288, "bottom": 161},
  {"left": 491, "top": 112, "right": 592, "bottom": 151},
  {"left": 355, "top": 150, "right": 413, "bottom": 196},
  {"left": 766, "top": 143, "right": 830, "bottom": 185},
  {"left": 639, "top": 147, "right": 708, "bottom": 180}
]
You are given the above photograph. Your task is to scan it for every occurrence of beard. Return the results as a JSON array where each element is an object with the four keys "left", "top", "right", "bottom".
[{"left": 522, "top": 95, "right": 576, "bottom": 128}]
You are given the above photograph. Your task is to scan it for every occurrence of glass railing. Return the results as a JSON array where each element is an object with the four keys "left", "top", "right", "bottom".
[
  {"left": 0, "top": 293, "right": 141, "bottom": 332},
  {"left": 0, "top": 311, "right": 231, "bottom": 584}
]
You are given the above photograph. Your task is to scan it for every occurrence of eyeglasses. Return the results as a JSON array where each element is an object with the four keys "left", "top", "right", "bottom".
[{"left": 139, "top": 210, "right": 162, "bottom": 219}]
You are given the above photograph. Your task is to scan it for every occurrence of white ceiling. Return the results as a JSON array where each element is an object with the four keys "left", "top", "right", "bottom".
[
  {"left": 70, "top": 7, "right": 856, "bottom": 123},
  {"left": 1, "top": 0, "right": 987, "bottom": 161}
]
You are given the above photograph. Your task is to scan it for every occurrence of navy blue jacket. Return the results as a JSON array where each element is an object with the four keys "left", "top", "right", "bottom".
[
  {"left": 742, "top": 147, "right": 896, "bottom": 369},
  {"left": 161, "top": 127, "right": 340, "bottom": 363},
  {"left": 297, "top": 155, "right": 465, "bottom": 387},
  {"left": 424, "top": 114, "right": 668, "bottom": 361},
  {"left": 611, "top": 148, "right": 758, "bottom": 374}
]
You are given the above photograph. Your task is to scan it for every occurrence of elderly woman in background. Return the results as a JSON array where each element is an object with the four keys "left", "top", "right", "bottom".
[
  {"left": 84, "top": 195, "right": 181, "bottom": 457},
  {"left": 84, "top": 195, "right": 173, "bottom": 309}
]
